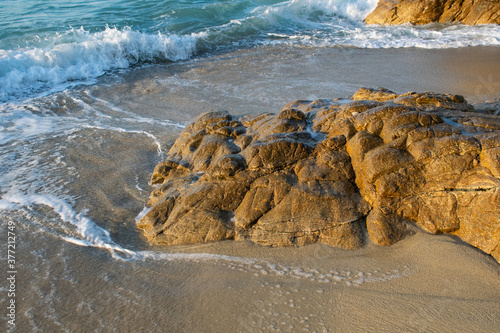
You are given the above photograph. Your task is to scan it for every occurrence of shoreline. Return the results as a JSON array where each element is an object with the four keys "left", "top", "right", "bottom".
[
  {"left": 91, "top": 44, "right": 500, "bottom": 124},
  {"left": 3, "top": 43, "right": 500, "bottom": 332}
]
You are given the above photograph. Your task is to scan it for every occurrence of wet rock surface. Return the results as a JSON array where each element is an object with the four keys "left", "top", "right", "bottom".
[
  {"left": 365, "top": 0, "right": 500, "bottom": 26},
  {"left": 138, "top": 87, "right": 500, "bottom": 263}
]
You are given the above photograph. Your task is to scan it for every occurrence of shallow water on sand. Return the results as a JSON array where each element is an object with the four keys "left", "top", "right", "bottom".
[{"left": 1, "top": 45, "right": 500, "bottom": 332}]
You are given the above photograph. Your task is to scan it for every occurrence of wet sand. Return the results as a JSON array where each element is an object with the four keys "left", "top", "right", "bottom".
[
  {"left": 93, "top": 45, "right": 500, "bottom": 122},
  {"left": 3, "top": 45, "right": 500, "bottom": 332},
  {"left": 9, "top": 219, "right": 500, "bottom": 332}
]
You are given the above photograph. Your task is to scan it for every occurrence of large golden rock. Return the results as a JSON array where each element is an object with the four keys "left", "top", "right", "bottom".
[
  {"left": 138, "top": 87, "right": 500, "bottom": 263},
  {"left": 365, "top": 0, "right": 500, "bottom": 25}
]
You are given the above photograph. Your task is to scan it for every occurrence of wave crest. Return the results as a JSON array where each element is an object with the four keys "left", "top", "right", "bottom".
[{"left": 0, "top": 26, "right": 204, "bottom": 101}]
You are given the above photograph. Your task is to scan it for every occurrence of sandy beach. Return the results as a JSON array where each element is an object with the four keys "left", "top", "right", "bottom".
[{"left": 3, "top": 44, "right": 498, "bottom": 332}]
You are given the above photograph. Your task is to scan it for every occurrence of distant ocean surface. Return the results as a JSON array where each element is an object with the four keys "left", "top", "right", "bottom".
[{"left": 2, "top": 0, "right": 500, "bottom": 102}]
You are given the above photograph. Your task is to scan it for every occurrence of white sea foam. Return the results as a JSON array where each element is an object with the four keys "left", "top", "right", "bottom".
[
  {"left": 263, "top": 0, "right": 379, "bottom": 21},
  {"left": 81, "top": 124, "right": 166, "bottom": 158},
  {"left": 2, "top": 192, "right": 112, "bottom": 244},
  {"left": 0, "top": 26, "right": 204, "bottom": 101},
  {"left": 0, "top": 90, "right": 184, "bottom": 147},
  {"left": 80, "top": 94, "right": 186, "bottom": 129},
  {"left": 240, "top": 0, "right": 500, "bottom": 49},
  {"left": 0, "top": 188, "right": 253, "bottom": 263}
]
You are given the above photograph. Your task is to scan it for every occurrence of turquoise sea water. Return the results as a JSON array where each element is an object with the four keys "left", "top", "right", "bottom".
[{"left": 1, "top": 0, "right": 500, "bottom": 101}]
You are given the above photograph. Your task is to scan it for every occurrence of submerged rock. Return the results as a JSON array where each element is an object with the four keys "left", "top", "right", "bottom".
[
  {"left": 139, "top": 87, "right": 500, "bottom": 263},
  {"left": 365, "top": 0, "right": 500, "bottom": 26}
]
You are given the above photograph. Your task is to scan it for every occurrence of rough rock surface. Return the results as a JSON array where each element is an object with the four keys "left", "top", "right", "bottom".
[
  {"left": 365, "top": 0, "right": 500, "bottom": 25},
  {"left": 138, "top": 87, "right": 500, "bottom": 263}
]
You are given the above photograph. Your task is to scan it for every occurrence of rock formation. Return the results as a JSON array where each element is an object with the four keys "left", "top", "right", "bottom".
[
  {"left": 365, "top": 0, "right": 500, "bottom": 25},
  {"left": 138, "top": 87, "right": 500, "bottom": 263}
]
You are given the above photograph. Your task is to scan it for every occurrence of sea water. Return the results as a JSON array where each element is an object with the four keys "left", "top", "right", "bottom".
[
  {"left": 2, "top": 0, "right": 500, "bottom": 101},
  {"left": 1, "top": 1, "right": 500, "bottom": 332}
]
